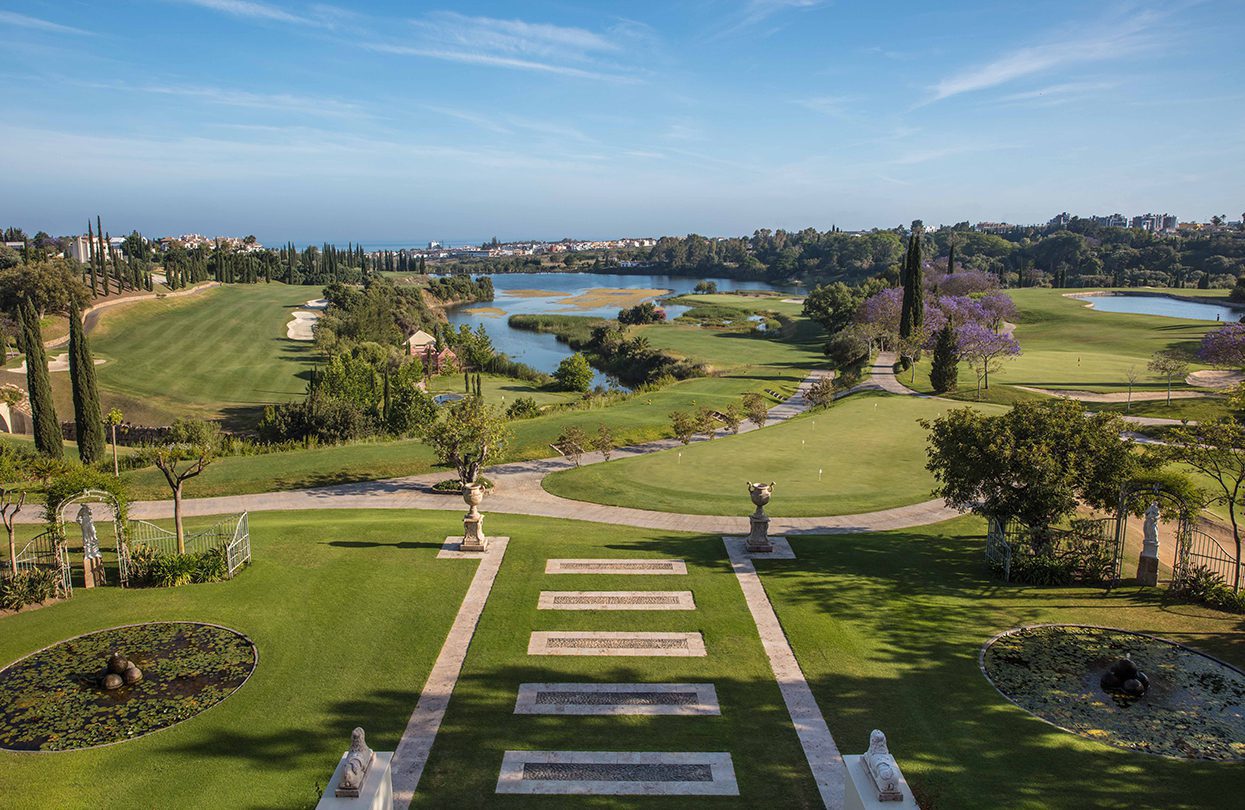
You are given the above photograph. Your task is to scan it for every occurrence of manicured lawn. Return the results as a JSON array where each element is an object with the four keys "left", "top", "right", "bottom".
[
  {"left": 119, "top": 370, "right": 807, "bottom": 500},
  {"left": 0, "top": 509, "right": 476, "bottom": 808},
  {"left": 543, "top": 391, "right": 1006, "bottom": 517},
  {"left": 763, "top": 517, "right": 1245, "bottom": 810},
  {"left": 635, "top": 316, "right": 824, "bottom": 373},
  {"left": 414, "top": 519, "right": 822, "bottom": 808},
  {"left": 669, "top": 292, "right": 806, "bottom": 317},
  {"left": 426, "top": 372, "right": 576, "bottom": 407},
  {"left": 85, "top": 283, "right": 318, "bottom": 427},
  {"left": 907, "top": 288, "right": 1220, "bottom": 403}
]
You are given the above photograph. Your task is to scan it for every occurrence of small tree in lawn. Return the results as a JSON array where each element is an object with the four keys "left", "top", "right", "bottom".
[
  {"left": 105, "top": 408, "right": 123, "bottom": 476},
  {"left": 720, "top": 403, "right": 744, "bottom": 434},
  {"left": 420, "top": 395, "right": 511, "bottom": 485},
  {"left": 1147, "top": 351, "right": 1189, "bottom": 406},
  {"left": 1124, "top": 366, "right": 1139, "bottom": 413},
  {"left": 553, "top": 352, "right": 594, "bottom": 392},
  {"left": 1161, "top": 419, "right": 1245, "bottom": 590},
  {"left": 956, "top": 322, "right": 1020, "bottom": 399},
  {"left": 806, "top": 376, "right": 836, "bottom": 408},
  {"left": 591, "top": 423, "right": 615, "bottom": 461},
  {"left": 695, "top": 406, "right": 721, "bottom": 440},
  {"left": 555, "top": 425, "right": 589, "bottom": 466},
  {"left": 670, "top": 410, "right": 696, "bottom": 445},
  {"left": 929, "top": 323, "right": 959, "bottom": 394},
  {"left": 742, "top": 392, "right": 768, "bottom": 429},
  {"left": 144, "top": 418, "right": 219, "bottom": 554},
  {"left": 2, "top": 486, "right": 25, "bottom": 576}
]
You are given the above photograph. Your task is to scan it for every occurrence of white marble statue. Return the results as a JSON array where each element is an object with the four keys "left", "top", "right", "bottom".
[
  {"left": 76, "top": 503, "right": 100, "bottom": 559},
  {"left": 863, "top": 729, "right": 903, "bottom": 802},
  {"left": 1142, "top": 501, "right": 1160, "bottom": 558}
]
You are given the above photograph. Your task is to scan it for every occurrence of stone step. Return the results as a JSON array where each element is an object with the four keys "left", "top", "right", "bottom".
[
  {"left": 528, "top": 631, "right": 706, "bottom": 657},
  {"left": 514, "top": 683, "right": 720, "bottom": 716},
  {"left": 537, "top": 591, "right": 696, "bottom": 611},
  {"left": 545, "top": 558, "right": 688, "bottom": 575},
  {"left": 496, "top": 751, "right": 738, "bottom": 796}
]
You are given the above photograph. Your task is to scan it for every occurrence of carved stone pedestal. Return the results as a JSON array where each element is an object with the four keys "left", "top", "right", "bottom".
[
  {"left": 1137, "top": 554, "right": 1159, "bottom": 587},
  {"left": 461, "top": 514, "right": 488, "bottom": 553},
  {"left": 746, "top": 514, "right": 773, "bottom": 553}
]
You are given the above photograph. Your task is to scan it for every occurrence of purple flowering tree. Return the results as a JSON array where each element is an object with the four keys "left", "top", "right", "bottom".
[
  {"left": 1198, "top": 322, "right": 1245, "bottom": 368},
  {"left": 978, "top": 292, "right": 1018, "bottom": 331},
  {"left": 855, "top": 287, "right": 903, "bottom": 349},
  {"left": 957, "top": 322, "right": 1021, "bottom": 398},
  {"left": 931, "top": 269, "right": 999, "bottom": 297}
]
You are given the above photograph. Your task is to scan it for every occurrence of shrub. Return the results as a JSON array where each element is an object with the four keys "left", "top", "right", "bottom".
[
  {"left": 506, "top": 396, "right": 541, "bottom": 420},
  {"left": 1171, "top": 565, "right": 1245, "bottom": 613},
  {"left": 125, "top": 544, "right": 232, "bottom": 588},
  {"left": 618, "top": 301, "right": 665, "bottom": 324},
  {"left": 430, "top": 476, "right": 494, "bottom": 493},
  {"left": 0, "top": 568, "right": 62, "bottom": 610}
]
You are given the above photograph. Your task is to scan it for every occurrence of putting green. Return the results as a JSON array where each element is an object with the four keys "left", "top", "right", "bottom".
[{"left": 543, "top": 392, "right": 1005, "bottom": 516}]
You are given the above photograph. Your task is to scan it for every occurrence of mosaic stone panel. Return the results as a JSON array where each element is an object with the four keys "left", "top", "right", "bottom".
[
  {"left": 537, "top": 591, "right": 695, "bottom": 611},
  {"left": 528, "top": 632, "right": 706, "bottom": 657}
]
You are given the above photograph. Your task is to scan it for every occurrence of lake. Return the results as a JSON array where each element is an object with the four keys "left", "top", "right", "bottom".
[
  {"left": 1071, "top": 292, "right": 1244, "bottom": 322},
  {"left": 445, "top": 272, "right": 797, "bottom": 387}
]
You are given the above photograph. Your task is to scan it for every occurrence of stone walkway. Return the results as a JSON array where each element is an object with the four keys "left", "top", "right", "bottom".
[
  {"left": 391, "top": 537, "right": 509, "bottom": 808},
  {"left": 725, "top": 536, "right": 844, "bottom": 807}
]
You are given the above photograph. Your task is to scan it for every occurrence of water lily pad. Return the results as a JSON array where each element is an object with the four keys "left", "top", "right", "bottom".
[
  {"left": 981, "top": 625, "right": 1245, "bottom": 761},
  {"left": 0, "top": 622, "right": 256, "bottom": 751}
]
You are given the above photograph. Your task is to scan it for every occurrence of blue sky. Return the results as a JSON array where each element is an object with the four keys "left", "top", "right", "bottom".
[{"left": 1, "top": 1, "right": 1242, "bottom": 243}]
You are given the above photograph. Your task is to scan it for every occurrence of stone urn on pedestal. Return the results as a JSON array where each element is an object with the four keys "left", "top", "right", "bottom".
[
  {"left": 460, "top": 482, "right": 488, "bottom": 552},
  {"left": 746, "top": 482, "right": 775, "bottom": 553}
]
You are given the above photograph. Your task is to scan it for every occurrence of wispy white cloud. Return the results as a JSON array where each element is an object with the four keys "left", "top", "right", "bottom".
[
  {"left": 713, "top": 0, "right": 826, "bottom": 40},
  {"left": 995, "top": 80, "right": 1118, "bottom": 105},
  {"left": 410, "top": 12, "right": 619, "bottom": 61},
  {"left": 927, "top": 11, "right": 1166, "bottom": 103},
  {"left": 364, "top": 12, "right": 646, "bottom": 82},
  {"left": 0, "top": 10, "right": 92, "bottom": 35},
  {"left": 138, "top": 83, "right": 362, "bottom": 117},
  {"left": 366, "top": 43, "right": 634, "bottom": 83},
  {"left": 794, "top": 95, "right": 857, "bottom": 118},
  {"left": 177, "top": 0, "right": 309, "bottom": 25}
]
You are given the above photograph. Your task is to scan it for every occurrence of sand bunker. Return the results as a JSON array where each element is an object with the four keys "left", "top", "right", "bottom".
[
  {"left": 464, "top": 306, "right": 506, "bottom": 318},
  {"left": 507, "top": 289, "right": 572, "bottom": 298},
  {"left": 286, "top": 299, "right": 327, "bottom": 341},
  {"left": 1017, "top": 386, "right": 1211, "bottom": 403},
  {"left": 1187, "top": 369, "right": 1245, "bottom": 389},
  {"left": 557, "top": 288, "right": 671, "bottom": 311},
  {"left": 6, "top": 355, "right": 105, "bottom": 374}
]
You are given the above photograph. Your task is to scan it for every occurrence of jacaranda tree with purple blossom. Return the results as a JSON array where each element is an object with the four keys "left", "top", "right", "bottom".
[
  {"left": 1199, "top": 322, "right": 1245, "bottom": 369},
  {"left": 957, "top": 322, "right": 1021, "bottom": 398}
]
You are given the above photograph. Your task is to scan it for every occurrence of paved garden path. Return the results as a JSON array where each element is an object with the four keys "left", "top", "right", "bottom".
[{"left": 109, "top": 354, "right": 963, "bottom": 535}]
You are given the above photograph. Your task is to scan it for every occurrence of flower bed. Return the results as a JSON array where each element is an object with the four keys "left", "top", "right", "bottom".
[
  {"left": 0, "top": 622, "right": 256, "bottom": 751},
  {"left": 981, "top": 624, "right": 1245, "bottom": 760}
]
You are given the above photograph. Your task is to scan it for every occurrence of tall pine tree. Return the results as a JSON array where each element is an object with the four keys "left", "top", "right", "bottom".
[
  {"left": 68, "top": 298, "right": 106, "bottom": 464},
  {"left": 929, "top": 323, "right": 959, "bottom": 393},
  {"left": 899, "top": 222, "right": 924, "bottom": 339},
  {"left": 20, "top": 299, "right": 63, "bottom": 458}
]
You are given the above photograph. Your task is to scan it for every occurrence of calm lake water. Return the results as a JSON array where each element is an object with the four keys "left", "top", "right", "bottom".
[
  {"left": 1072, "top": 293, "right": 1244, "bottom": 322},
  {"left": 445, "top": 272, "right": 797, "bottom": 387}
]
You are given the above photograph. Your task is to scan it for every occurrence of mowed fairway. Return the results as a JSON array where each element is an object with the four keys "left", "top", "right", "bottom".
[
  {"left": 909, "top": 288, "right": 1221, "bottom": 402},
  {"left": 544, "top": 391, "right": 1005, "bottom": 516},
  {"left": 90, "top": 284, "right": 316, "bottom": 424}
]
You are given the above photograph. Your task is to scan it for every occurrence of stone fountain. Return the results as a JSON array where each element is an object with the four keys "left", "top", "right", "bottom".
[{"left": 98, "top": 652, "right": 142, "bottom": 690}]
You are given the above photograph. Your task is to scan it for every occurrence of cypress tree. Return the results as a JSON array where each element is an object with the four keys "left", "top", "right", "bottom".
[
  {"left": 87, "top": 220, "right": 99, "bottom": 295},
  {"left": 929, "top": 323, "right": 959, "bottom": 393},
  {"left": 20, "top": 300, "right": 63, "bottom": 458},
  {"left": 947, "top": 237, "right": 956, "bottom": 274},
  {"left": 899, "top": 222, "right": 924, "bottom": 339},
  {"left": 68, "top": 298, "right": 106, "bottom": 464}
]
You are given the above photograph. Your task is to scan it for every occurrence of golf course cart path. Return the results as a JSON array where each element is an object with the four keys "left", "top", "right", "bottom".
[
  {"left": 107, "top": 360, "right": 962, "bottom": 533},
  {"left": 725, "top": 536, "right": 845, "bottom": 808},
  {"left": 391, "top": 537, "right": 509, "bottom": 808}
]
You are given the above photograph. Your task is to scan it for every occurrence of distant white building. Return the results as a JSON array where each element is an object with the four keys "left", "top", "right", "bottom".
[{"left": 66, "top": 235, "right": 93, "bottom": 263}]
